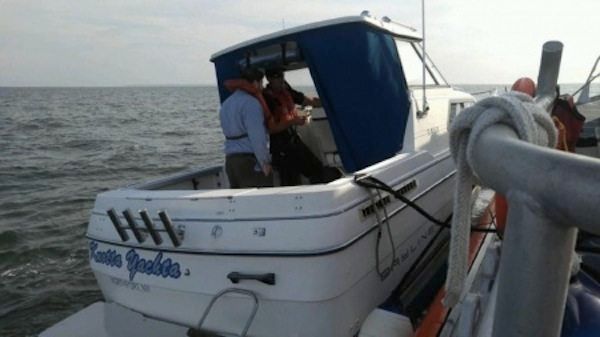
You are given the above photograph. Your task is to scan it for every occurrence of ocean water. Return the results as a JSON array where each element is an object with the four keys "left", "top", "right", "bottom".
[
  {"left": 0, "top": 84, "right": 598, "bottom": 337},
  {"left": 0, "top": 86, "right": 223, "bottom": 337}
]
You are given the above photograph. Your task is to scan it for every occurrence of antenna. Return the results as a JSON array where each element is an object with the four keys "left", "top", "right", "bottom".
[
  {"left": 420, "top": 0, "right": 429, "bottom": 117},
  {"left": 282, "top": 19, "right": 286, "bottom": 29}
]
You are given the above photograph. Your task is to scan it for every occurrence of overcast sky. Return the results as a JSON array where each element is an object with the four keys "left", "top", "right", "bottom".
[{"left": 0, "top": 0, "right": 598, "bottom": 86}]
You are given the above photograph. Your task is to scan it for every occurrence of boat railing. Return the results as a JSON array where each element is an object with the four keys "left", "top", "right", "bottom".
[
  {"left": 467, "top": 41, "right": 600, "bottom": 337},
  {"left": 574, "top": 54, "right": 600, "bottom": 103}
]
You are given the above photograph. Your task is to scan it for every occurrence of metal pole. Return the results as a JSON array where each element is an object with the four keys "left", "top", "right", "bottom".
[
  {"left": 470, "top": 125, "right": 600, "bottom": 232},
  {"left": 468, "top": 124, "right": 600, "bottom": 337},
  {"left": 492, "top": 193, "right": 577, "bottom": 337},
  {"left": 453, "top": 40, "right": 600, "bottom": 337},
  {"left": 535, "top": 41, "right": 563, "bottom": 108},
  {"left": 421, "top": 0, "right": 428, "bottom": 114}
]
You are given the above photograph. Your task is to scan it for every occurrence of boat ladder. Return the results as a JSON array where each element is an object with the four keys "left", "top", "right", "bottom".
[{"left": 193, "top": 288, "right": 259, "bottom": 337}]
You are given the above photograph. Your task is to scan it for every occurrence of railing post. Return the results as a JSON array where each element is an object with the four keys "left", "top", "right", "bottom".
[
  {"left": 460, "top": 41, "right": 600, "bottom": 337},
  {"left": 536, "top": 41, "right": 563, "bottom": 105},
  {"left": 491, "top": 192, "right": 577, "bottom": 337}
]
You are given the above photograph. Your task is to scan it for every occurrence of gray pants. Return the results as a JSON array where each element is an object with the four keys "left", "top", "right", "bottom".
[{"left": 225, "top": 153, "right": 273, "bottom": 188}]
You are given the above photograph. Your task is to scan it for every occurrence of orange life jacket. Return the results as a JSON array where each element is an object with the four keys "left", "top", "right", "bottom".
[
  {"left": 263, "top": 87, "right": 297, "bottom": 124},
  {"left": 223, "top": 79, "right": 276, "bottom": 131}
]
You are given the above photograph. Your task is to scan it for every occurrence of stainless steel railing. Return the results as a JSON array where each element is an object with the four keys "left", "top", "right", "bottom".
[{"left": 467, "top": 41, "right": 600, "bottom": 337}]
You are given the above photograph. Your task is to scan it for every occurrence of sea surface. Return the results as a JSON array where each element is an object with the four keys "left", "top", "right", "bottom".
[{"left": 0, "top": 84, "right": 598, "bottom": 337}]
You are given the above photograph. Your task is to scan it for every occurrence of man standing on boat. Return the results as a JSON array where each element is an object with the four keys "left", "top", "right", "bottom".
[
  {"left": 219, "top": 67, "right": 273, "bottom": 188},
  {"left": 263, "top": 67, "right": 337, "bottom": 185}
]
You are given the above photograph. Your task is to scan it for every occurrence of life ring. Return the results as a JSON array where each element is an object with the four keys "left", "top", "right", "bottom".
[{"left": 511, "top": 77, "right": 536, "bottom": 97}]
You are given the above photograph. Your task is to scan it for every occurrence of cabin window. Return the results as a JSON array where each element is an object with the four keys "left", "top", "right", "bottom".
[
  {"left": 395, "top": 40, "right": 437, "bottom": 86},
  {"left": 238, "top": 41, "right": 304, "bottom": 69},
  {"left": 284, "top": 67, "right": 316, "bottom": 93}
]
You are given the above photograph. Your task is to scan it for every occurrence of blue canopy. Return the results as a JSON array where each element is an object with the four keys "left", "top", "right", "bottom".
[{"left": 212, "top": 21, "right": 411, "bottom": 172}]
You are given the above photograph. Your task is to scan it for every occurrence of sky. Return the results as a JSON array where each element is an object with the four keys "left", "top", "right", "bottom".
[{"left": 0, "top": 0, "right": 598, "bottom": 86}]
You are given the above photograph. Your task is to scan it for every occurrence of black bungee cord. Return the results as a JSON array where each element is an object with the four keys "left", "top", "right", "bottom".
[{"left": 353, "top": 174, "right": 497, "bottom": 234}]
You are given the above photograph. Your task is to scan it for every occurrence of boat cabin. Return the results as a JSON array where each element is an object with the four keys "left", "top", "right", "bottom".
[
  {"left": 213, "top": 14, "right": 440, "bottom": 173},
  {"left": 139, "top": 13, "right": 473, "bottom": 191}
]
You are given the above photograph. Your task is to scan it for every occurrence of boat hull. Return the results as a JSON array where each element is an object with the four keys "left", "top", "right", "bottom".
[{"left": 87, "top": 152, "right": 455, "bottom": 337}]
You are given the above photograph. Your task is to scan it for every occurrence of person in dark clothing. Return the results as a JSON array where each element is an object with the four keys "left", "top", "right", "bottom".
[{"left": 263, "top": 67, "right": 340, "bottom": 186}]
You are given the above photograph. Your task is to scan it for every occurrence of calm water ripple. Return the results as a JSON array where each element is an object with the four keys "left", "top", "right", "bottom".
[{"left": 0, "top": 86, "right": 222, "bottom": 336}]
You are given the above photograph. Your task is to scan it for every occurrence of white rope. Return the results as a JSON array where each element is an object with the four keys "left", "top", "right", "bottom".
[
  {"left": 444, "top": 92, "right": 558, "bottom": 307},
  {"left": 570, "top": 253, "right": 582, "bottom": 277}
]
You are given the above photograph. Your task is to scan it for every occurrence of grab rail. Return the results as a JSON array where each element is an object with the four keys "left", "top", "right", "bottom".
[{"left": 195, "top": 288, "right": 259, "bottom": 337}]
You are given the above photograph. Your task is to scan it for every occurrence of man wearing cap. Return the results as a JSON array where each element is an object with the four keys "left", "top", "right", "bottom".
[
  {"left": 263, "top": 67, "right": 335, "bottom": 186},
  {"left": 219, "top": 67, "right": 272, "bottom": 188}
]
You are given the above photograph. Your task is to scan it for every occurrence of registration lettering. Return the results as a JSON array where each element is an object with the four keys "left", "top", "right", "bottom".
[{"left": 110, "top": 276, "right": 150, "bottom": 293}]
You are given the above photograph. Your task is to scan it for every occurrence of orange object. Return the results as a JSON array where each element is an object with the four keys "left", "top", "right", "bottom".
[
  {"left": 511, "top": 77, "right": 536, "bottom": 97},
  {"left": 223, "top": 79, "right": 277, "bottom": 131},
  {"left": 494, "top": 194, "right": 508, "bottom": 234},
  {"left": 413, "top": 207, "right": 495, "bottom": 337},
  {"left": 552, "top": 117, "right": 569, "bottom": 151},
  {"left": 263, "top": 86, "right": 297, "bottom": 123}
]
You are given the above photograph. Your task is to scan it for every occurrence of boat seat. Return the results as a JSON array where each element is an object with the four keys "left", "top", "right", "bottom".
[{"left": 296, "top": 107, "right": 342, "bottom": 168}]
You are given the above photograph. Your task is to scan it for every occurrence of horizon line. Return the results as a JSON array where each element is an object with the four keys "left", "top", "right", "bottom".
[{"left": 0, "top": 82, "right": 592, "bottom": 89}]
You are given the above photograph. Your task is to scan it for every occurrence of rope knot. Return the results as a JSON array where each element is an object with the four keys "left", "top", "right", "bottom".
[{"left": 444, "top": 92, "right": 557, "bottom": 307}]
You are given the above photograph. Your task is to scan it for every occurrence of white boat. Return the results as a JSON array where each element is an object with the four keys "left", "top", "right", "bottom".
[{"left": 42, "top": 13, "right": 474, "bottom": 337}]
